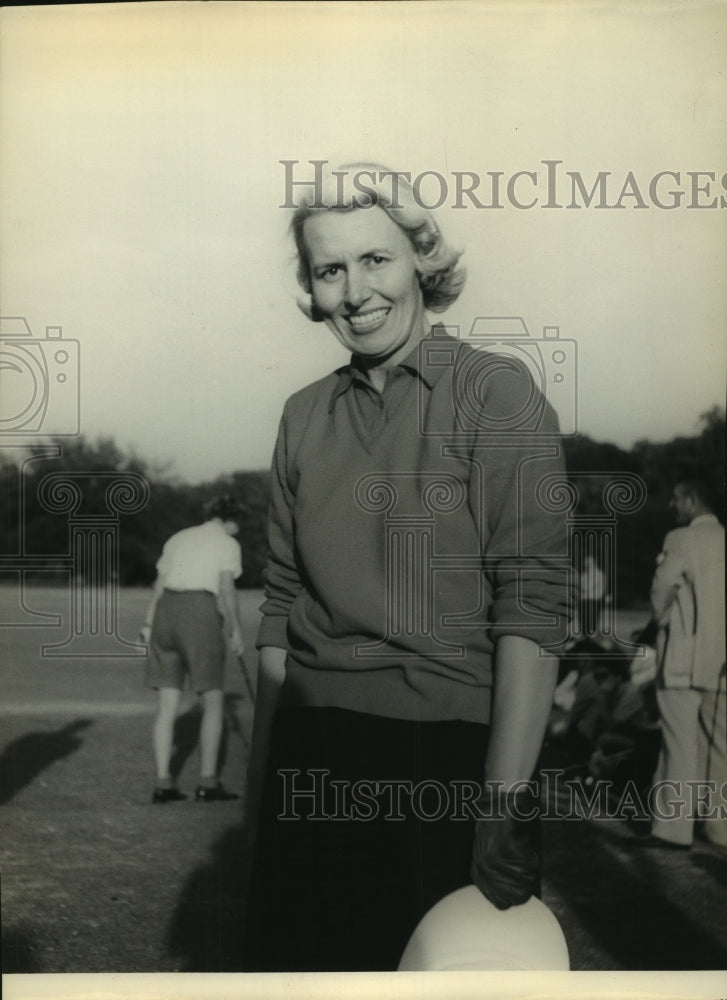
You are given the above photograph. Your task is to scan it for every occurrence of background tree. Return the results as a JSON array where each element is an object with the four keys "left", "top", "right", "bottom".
[{"left": 1, "top": 408, "right": 722, "bottom": 598}]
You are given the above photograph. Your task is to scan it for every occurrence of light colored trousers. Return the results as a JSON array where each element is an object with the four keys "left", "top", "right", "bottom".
[{"left": 651, "top": 685, "right": 727, "bottom": 846}]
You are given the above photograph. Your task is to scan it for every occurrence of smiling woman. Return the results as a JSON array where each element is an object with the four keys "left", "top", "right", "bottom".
[
  {"left": 292, "top": 163, "right": 465, "bottom": 305},
  {"left": 243, "top": 163, "right": 572, "bottom": 972},
  {"left": 302, "top": 208, "right": 430, "bottom": 386}
]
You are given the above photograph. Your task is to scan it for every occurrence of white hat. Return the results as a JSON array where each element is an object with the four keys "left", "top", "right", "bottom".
[{"left": 398, "top": 885, "right": 570, "bottom": 971}]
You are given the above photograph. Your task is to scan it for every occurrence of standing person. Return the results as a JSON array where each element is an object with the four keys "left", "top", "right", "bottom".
[
  {"left": 641, "top": 480, "right": 726, "bottom": 849},
  {"left": 141, "top": 495, "right": 246, "bottom": 803},
  {"left": 577, "top": 553, "right": 608, "bottom": 639},
  {"left": 244, "top": 165, "right": 572, "bottom": 971}
]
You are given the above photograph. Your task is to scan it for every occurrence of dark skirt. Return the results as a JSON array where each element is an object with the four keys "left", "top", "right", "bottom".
[{"left": 243, "top": 706, "right": 490, "bottom": 972}]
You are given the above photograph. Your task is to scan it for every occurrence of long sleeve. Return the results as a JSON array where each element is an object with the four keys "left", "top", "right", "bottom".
[
  {"left": 650, "top": 530, "right": 686, "bottom": 622},
  {"left": 256, "top": 411, "right": 302, "bottom": 650},
  {"left": 475, "top": 365, "right": 573, "bottom": 649}
]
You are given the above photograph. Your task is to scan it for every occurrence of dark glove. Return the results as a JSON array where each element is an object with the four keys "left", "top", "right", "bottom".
[{"left": 470, "top": 783, "right": 541, "bottom": 910}]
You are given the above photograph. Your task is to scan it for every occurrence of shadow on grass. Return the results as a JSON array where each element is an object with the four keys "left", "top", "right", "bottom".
[
  {"left": 1, "top": 924, "right": 43, "bottom": 973},
  {"left": 0, "top": 718, "right": 93, "bottom": 806},
  {"left": 544, "top": 815, "right": 727, "bottom": 969},
  {"left": 166, "top": 820, "right": 250, "bottom": 971},
  {"left": 165, "top": 812, "right": 727, "bottom": 973},
  {"left": 164, "top": 694, "right": 250, "bottom": 970},
  {"left": 168, "top": 693, "right": 246, "bottom": 781},
  {"left": 691, "top": 845, "right": 727, "bottom": 887}
]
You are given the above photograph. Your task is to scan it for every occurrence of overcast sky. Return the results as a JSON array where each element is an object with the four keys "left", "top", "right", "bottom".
[{"left": 1, "top": 1, "right": 725, "bottom": 482}]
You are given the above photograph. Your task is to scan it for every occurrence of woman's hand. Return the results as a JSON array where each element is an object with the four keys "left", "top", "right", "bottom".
[
  {"left": 470, "top": 784, "right": 541, "bottom": 910},
  {"left": 472, "top": 636, "right": 556, "bottom": 909},
  {"left": 229, "top": 626, "right": 245, "bottom": 658}
]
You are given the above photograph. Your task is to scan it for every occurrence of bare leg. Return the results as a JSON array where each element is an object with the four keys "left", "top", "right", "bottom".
[
  {"left": 153, "top": 687, "right": 182, "bottom": 780},
  {"left": 199, "top": 688, "right": 224, "bottom": 780}
]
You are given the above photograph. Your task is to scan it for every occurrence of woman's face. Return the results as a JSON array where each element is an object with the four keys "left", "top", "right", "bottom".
[{"left": 302, "top": 207, "right": 428, "bottom": 365}]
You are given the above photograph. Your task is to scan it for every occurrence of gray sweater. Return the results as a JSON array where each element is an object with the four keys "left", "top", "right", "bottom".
[{"left": 257, "top": 327, "right": 572, "bottom": 724}]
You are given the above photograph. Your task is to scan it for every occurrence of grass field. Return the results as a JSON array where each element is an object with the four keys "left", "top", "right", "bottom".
[
  {"left": 1, "top": 585, "right": 260, "bottom": 973},
  {"left": 1, "top": 585, "right": 726, "bottom": 976}
]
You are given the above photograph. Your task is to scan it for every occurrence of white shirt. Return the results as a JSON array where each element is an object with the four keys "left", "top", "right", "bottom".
[
  {"left": 579, "top": 562, "right": 606, "bottom": 600},
  {"left": 651, "top": 512, "right": 725, "bottom": 689},
  {"left": 156, "top": 520, "right": 242, "bottom": 595}
]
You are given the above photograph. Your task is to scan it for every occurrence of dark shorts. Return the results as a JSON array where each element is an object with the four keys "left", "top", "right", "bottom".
[
  {"left": 145, "top": 590, "right": 226, "bottom": 693},
  {"left": 244, "top": 705, "right": 490, "bottom": 972}
]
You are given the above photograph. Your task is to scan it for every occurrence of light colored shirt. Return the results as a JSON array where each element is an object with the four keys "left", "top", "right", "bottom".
[
  {"left": 579, "top": 562, "right": 606, "bottom": 599},
  {"left": 157, "top": 520, "right": 242, "bottom": 596},
  {"left": 650, "top": 513, "right": 725, "bottom": 690}
]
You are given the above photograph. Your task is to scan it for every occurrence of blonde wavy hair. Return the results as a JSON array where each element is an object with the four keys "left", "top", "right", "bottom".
[{"left": 290, "top": 163, "right": 466, "bottom": 319}]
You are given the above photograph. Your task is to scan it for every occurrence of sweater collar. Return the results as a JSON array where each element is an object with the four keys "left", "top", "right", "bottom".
[{"left": 328, "top": 324, "right": 457, "bottom": 412}]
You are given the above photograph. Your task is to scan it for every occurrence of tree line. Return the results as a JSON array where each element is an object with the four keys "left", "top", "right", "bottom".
[{"left": 1, "top": 406, "right": 723, "bottom": 605}]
